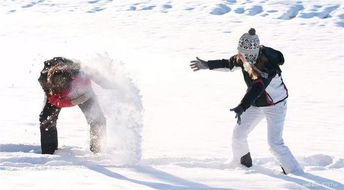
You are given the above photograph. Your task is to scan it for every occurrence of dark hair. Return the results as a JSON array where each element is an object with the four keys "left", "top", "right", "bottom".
[{"left": 47, "top": 65, "right": 74, "bottom": 94}]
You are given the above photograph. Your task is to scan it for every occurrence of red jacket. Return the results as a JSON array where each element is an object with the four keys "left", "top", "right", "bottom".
[{"left": 48, "top": 75, "right": 92, "bottom": 108}]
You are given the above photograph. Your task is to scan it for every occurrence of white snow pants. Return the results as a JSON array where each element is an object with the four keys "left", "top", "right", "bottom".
[{"left": 232, "top": 100, "right": 302, "bottom": 174}]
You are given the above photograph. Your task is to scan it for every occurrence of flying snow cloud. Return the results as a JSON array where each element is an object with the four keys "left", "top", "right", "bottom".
[{"left": 79, "top": 53, "right": 143, "bottom": 165}]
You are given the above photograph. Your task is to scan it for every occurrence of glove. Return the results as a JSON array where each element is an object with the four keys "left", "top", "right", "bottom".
[
  {"left": 230, "top": 105, "right": 245, "bottom": 125},
  {"left": 190, "top": 57, "right": 209, "bottom": 71}
]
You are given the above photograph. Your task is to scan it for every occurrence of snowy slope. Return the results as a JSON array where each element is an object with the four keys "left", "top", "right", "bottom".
[{"left": 0, "top": 0, "right": 343, "bottom": 190}]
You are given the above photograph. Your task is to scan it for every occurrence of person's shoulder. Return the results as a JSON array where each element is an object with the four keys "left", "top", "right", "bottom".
[
  {"left": 260, "top": 45, "right": 284, "bottom": 65},
  {"left": 261, "top": 45, "right": 284, "bottom": 58},
  {"left": 260, "top": 45, "right": 282, "bottom": 53}
]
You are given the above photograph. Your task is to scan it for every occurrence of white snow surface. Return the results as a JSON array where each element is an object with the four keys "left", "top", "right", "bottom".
[{"left": 0, "top": 0, "right": 343, "bottom": 190}]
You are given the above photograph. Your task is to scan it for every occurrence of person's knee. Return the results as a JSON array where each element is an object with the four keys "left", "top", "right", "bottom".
[
  {"left": 232, "top": 127, "right": 248, "bottom": 142},
  {"left": 268, "top": 138, "right": 286, "bottom": 153}
]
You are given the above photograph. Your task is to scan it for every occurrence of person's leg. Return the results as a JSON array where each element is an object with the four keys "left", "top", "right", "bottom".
[
  {"left": 264, "top": 100, "right": 303, "bottom": 174},
  {"left": 232, "top": 106, "right": 264, "bottom": 167},
  {"left": 78, "top": 94, "right": 106, "bottom": 153},
  {"left": 39, "top": 98, "right": 61, "bottom": 154}
]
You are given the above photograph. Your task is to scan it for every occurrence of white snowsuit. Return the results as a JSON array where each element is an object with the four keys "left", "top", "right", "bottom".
[
  {"left": 231, "top": 99, "right": 303, "bottom": 174},
  {"left": 206, "top": 46, "right": 303, "bottom": 174}
]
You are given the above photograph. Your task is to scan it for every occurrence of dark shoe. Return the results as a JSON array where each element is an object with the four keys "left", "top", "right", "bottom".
[
  {"left": 240, "top": 152, "right": 253, "bottom": 168},
  {"left": 41, "top": 143, "right": 57, "bottom": 154}
]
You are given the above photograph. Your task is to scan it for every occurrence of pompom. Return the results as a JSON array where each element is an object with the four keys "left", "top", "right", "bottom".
[{"left": 248, "top": 28, "right": 256, "bottom": 35}]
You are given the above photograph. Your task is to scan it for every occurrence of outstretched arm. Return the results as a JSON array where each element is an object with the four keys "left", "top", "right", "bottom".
[
  {"left": 208, "top": 55, "right": 240, "bottom": 70},
  {"left": 190, "top": 55, "right": 242, "bottom": 71}
]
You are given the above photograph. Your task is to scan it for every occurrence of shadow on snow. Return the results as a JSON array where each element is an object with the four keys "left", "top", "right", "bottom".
[{"left": 0, "top": 144, "right": 343, "bottom": 190}]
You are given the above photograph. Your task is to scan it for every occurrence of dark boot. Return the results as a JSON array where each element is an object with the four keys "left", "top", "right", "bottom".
[
  {"left": 40, "top": 127, "right": 58, "bottom": 154},
  {"left": 240, "top": 152, "right": 253, "bottom": 168}
]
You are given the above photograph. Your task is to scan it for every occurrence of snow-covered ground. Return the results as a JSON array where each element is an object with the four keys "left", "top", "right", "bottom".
[{"left": 0, "top": 0, "right": 343, "bottom": 189}]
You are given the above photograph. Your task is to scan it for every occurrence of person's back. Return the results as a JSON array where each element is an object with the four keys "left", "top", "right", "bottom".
[{"left": 38, "top": 57, "right": 106, "bottom": 154}]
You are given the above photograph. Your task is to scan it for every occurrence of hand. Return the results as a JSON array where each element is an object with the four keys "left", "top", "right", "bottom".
[
  {"left": 230, "top": 105, "right": 245, "bottom": 125},
  {"left": 190, "top": 57, "right": 209, "bottom": 71}
]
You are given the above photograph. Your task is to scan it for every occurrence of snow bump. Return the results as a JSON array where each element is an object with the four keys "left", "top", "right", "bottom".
[
  {"left": 247, "top": 5, "right": 263, "bottom": 16},
  {"left": 210, "top": 4, "right": 231, "bottom": 15},
  {"left": 329, "top": 158, "right": 344, "bottom": 169},
  {"left": 302, "top": 154, "right": 333, "bottom": 167},
  {"left": 278, "top": 4, "right": 304, "bottom": 20},
  {"left": 300, "top": 5, "right": 340, "bottom": 19}
]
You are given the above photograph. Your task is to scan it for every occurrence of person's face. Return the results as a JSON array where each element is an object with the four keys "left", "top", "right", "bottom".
[
  {"left": 237, "top": 51, "right": 248, "bottom": 63},
  {"left": 238, "top": 51, "right": 259, "bottom": 79}
]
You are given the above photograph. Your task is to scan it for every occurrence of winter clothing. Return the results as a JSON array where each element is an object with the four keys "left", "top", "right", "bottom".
[
  {"left": 208, "top": 48, "right": 301, "bottom": 173},
  {"left": 207, "top": 46, "right": 288, "bottom": 109},
  {"left": 190, "top": 29, "right": 302, "bottom": 174},
  {"left": 230, "top": 105, "right": 245, "bottom": 125},
  {"left": 38, "top": 57, "right": 106, "bottom": 154},
  {"left": 47, "top": 74, "right": 93, "bottom": 108},
  {"left": 238, "top": 28, "right": 260, "bottom": 63},
  {"left": 231, "top": 100, "right": 302, "bottom": 174},
  {"left": 237, "top": 28, "right": 268, "bottom": 79},
  {"left": 39, "top": 100, "right": 60, "bottom": 154},
  {"left": 190, "top": 57, "right": 209, "bottom": 71},
  {"left": 240, "top": 152, "right": 253, "bottom": 168}
]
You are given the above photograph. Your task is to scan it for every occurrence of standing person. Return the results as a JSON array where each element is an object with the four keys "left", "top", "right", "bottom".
[
  {"left": 38, "top": 57, "right": 107, "bottom": 154},
  {"left": 190, "top": 28, "right": 303, "bottom": 174}
]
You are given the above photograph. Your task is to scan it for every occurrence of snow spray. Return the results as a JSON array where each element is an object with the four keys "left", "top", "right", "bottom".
[{"left": 80, "top": 53, "right": 143, "bottom": 165}]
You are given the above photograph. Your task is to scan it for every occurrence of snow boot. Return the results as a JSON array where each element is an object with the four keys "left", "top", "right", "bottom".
[
  {"left": 240, "top": 152, "right": 253, "bottom": 168},
  {"left": 40, "top": 127, "right": 58, "bottom": 154}
]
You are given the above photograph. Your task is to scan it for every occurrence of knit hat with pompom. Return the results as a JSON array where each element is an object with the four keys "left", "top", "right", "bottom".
[{"left": 238, "top": 28, "right": 260, "bottom": 63}]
